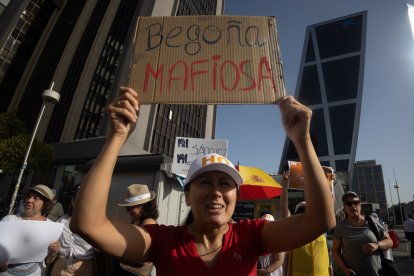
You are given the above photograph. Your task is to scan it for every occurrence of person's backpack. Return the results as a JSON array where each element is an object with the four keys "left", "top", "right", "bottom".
[{"left": 388, "top": 230, "right": 400, "bottom": 249}]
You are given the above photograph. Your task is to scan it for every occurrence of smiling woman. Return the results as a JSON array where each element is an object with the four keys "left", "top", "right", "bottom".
[{"left": 70, "top": 86, "right": 336, "bottom": 276}]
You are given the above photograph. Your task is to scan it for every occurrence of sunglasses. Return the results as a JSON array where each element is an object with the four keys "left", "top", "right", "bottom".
[{"left": 344, "top": 200, "right": 360, "bottom": 207}]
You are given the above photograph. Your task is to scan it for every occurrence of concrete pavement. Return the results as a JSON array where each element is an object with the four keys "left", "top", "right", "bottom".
[{"left": 391, "top": 228, "right": 413, "bottom": 276}]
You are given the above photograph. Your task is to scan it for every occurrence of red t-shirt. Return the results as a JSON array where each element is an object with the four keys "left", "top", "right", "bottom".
[{"left": 145, "top": 219, "right": 266, "bottom": 276}]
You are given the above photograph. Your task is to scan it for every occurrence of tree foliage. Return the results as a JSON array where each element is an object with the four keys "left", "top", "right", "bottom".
[
  {"left": 0, "top": 112, "right": 28, "bottom": 139},
  {"left": 0, "top": 113, "right": 54, "bottom": 175}
]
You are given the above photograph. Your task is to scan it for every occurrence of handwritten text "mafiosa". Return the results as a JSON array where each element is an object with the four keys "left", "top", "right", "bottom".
[{"left": 143, "top": 55, "right": 276, "bottom": 93}]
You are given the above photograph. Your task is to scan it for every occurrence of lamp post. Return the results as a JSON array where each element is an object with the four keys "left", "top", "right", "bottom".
[
  {"left": 393, "top": 168, "right": 404, "bottom": 225},
  {"left": 8, "top": 83, "right": 60, "bottom": 215},
  {"left": 388, "top": 178, "right": 396, "bottom": 227}
]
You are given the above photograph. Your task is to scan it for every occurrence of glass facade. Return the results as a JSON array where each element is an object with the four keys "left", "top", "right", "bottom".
[
  {"left": 353, "top": 160, "right": 388, "bottom": 218},
  {"left": 46, "top": 0, "right": 111, "bottom": 143},
  {"left": 75, "top": 0, "right": 139, "bottom": 139},
  {"left": 17, "top": 0, "right": 86, "bottom": 129},
  {"left": 0, "top": 0, "right": 55, "bottom": 113},
  {"left": 279, "top": 12, "right": 367, "bottom": 186},
  {"left": 1, "top": 0, "right": 219, "bottom": 151}
]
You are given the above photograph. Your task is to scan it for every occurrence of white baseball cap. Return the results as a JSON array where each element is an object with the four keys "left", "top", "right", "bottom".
[{"left": 184, "top": 153, "right": 243, "bottom": 186}]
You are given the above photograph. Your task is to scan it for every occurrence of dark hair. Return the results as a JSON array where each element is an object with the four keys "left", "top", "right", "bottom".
[
  {"left": 140, "top": 199, "right": 159, "bottom": 221},
  {"left": 342, "top": 191, "right": 358, "bottom": 202},
  {"left": 184, "top": 210, "right": 194, "bottom": 225},
  {"left": 25, "top": 191, "right": 53, "bottom": 215},
  {"left": 295, "top": 207, "right": 306, "bottom": 214}
]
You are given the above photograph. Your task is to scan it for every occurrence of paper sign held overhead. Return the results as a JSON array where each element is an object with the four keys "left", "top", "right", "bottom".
[
  {"left": 172, "top": 137, "right": 228, "bottom": 176},
  {"left": 288, "top": 161, "right": 334, "bottom": 193},
  {"left": 129, "top": 16, "right": 285, "bottom": 104}
]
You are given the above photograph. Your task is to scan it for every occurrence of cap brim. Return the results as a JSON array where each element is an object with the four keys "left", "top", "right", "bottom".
[
  {"left": 185, "top": 163, "right": 243, "bottom": 186},
  {"left": 29, "top": 188, "right": 54, "bottom": 203},
  {"left": 118, "top": 191, "right": 156, "bottom": 207}
]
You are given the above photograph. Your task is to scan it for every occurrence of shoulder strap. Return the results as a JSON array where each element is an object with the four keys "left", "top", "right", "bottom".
[
  {"left": 365, "top": 214, "right": 380, "bottom": 240},
  {"left": 365, "top": 214, "right": 385, "bottom": 259}
]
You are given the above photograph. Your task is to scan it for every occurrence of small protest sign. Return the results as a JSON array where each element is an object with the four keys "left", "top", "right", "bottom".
[
  {"left": 288, "top": 161, "right": 334, "bottom": 192},
  {"left": 171, "top": 137, "right": 228, "bottom": 176},
  {"left": 128, "top": 16, "right": 285, "bottom": 104}
]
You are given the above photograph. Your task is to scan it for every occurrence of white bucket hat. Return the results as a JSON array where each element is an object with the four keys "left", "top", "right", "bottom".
[
  {"left": 118, "top": 184, "right": 156, "bottom": 207},
  {"left": 184, "top": 153, "right": 243, "bottom": 186}
]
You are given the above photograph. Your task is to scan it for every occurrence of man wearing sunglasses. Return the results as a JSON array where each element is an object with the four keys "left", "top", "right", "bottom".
[{"left": 332, "top": 191, "right": 393, "bottom": 276}]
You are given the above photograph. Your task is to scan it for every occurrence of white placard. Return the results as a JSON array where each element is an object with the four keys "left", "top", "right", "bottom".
[
  {"left": 0, "top": 220, "right": 64, "bottom": 264},
  {"left": 172, "top": 137, "right": 228, "bottom": 176}
]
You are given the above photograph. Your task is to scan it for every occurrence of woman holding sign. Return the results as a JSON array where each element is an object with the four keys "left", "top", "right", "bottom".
[
  {"left": 0, "top": 185, "right": 60, "bottom": 276},
  {"left": 70, "top": 86, "right": 335, "bottom": 275}
]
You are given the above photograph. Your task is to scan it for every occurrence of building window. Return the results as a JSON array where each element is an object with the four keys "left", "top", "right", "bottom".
[
  {"left": 309, "top": 108, "right": 328, "bottom": 156},
  {"left": 315, "top": 14, "right": 363, "bottom": 59},
  {"left": 335, "top": 159, "right": 349, "bottom": 172},
  {"left": 322, "top": 55, "right": 360, "bottom": 102},
  {"left": 75, "top": 0, "right": 140, "bottom": 139},
  {"left": 298, "top": 65, "right": 322, "bottom": 106},
  {"left": 329, "top": 103, "right": 356, "bottom": 155},
  {"left": 304, "top": 34, "right": 315, "bottom": 62}
]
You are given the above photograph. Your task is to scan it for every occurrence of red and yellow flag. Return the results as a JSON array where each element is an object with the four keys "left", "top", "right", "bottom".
[{"left": 238, "top": 165, "right": 282, "bottom": 200}]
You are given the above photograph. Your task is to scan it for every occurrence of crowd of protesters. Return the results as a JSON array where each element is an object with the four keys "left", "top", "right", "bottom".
[{"left": 0, "top": 86, "right": 404, "bottom": 276}]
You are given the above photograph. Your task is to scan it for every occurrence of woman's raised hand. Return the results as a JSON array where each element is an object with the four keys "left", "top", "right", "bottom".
[
  {"left": 278, "top": 96, "right": 312, "bottom": 146},
  {"left": 107, "top": 87, "right": 140, "bottom": 139}
]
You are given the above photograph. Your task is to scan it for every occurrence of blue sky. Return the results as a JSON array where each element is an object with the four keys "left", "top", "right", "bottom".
[{"left": 215, "top": 0, "right": 414, "bottom": 204}]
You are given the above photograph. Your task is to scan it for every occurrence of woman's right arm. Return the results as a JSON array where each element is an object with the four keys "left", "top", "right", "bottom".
[
  {"left": 70, "top": 87, "right": 151, "bottom": 264},
  {"left": 332, "top": 237, "right": 355, "bottom": 276}
]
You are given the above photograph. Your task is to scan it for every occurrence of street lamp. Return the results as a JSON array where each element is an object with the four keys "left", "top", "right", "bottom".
[
  {"left": 388, "top": 178, "right": 396, "bottom": 227},
  {"left": 393, "top": 168, "right": 404, "bottom": 225},
  {"left": 8, "top": 83, "right": 60, "bottom": 215}
]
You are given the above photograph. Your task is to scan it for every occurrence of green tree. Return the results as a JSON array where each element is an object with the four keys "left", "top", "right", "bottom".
[
  {"left": 0, "top": 112, "right": 28, "bottom": 139},
  {"left": 0, "top": 113, "right": 54, "bottom": 175}
]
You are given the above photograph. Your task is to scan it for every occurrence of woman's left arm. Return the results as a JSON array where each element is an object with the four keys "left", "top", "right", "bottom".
[
  {"left": 378, "top": 231, "right": 393, "bottom": 250},
  {"left": 361, "top": 231, "right": 393, "bottom": 255}
]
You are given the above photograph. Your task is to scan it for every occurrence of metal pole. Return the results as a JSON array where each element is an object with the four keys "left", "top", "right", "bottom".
[
  {"left": 7, "top": 83, "right": 59, "bottom": 215},
  {"left": 393, "top": 168, "right": 404, "bottom": 225},
  {"left": 8, "top": 103, "right": 47, "bottom": 215},
  {"left": 388, "top": 178, "right": 396, "bottom": 226}
]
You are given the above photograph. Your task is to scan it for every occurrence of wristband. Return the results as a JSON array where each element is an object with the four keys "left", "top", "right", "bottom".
[{"left": 376, "top": 241, "right": 382, "bottom": 250}]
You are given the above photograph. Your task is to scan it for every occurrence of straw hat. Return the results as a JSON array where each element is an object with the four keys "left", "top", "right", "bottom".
[
  {"left": 184, "top": 153, "right": 243, "bottom": 186},
  {"left": 295, "top": 201, "right": 307, "bottom": 214},
  {"left": 118, "top": 184, "right": 156, "bottom": 207},
  {"left": 29, "top": 184, "right": 54, "bottom": 202}
]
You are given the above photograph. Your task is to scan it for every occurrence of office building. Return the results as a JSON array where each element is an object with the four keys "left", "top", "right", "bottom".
[
  {"left": 353, "top": 160, "right": 388, "bottom": 218},
  {"left": 0, "top": 0, "right": 222, "bottom": 198},
  {"left": 279, "top": 12, "right": 367, "bottom": 190}
]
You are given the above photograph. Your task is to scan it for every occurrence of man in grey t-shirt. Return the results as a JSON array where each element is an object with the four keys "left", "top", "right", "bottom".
[{"left": 334, "top": 218, "right": 381, "bottom": 275}]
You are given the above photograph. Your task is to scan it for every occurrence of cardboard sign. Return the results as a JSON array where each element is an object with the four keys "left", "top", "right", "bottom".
[
  {"left": 288, "top": 161, "right": 334, "bottom": 192},
  {"left": 128, "top": 16, "right": 285, "bottom": 104},
  {"left": 171, "top": 137, "right": 228, "bottom": 176}
]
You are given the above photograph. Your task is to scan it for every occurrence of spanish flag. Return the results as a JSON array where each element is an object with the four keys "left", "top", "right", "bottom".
[{"left": 237, "top": 165, "right": 282, "bottom": 200}]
